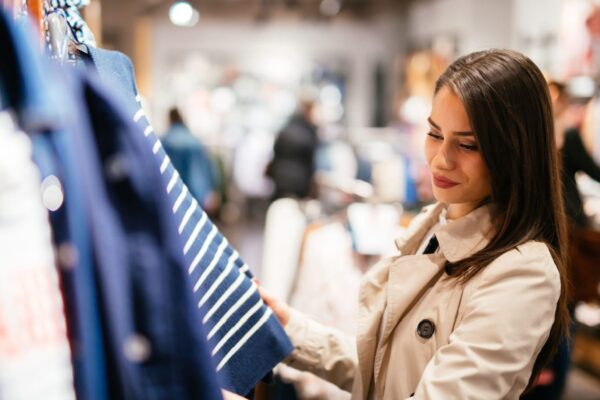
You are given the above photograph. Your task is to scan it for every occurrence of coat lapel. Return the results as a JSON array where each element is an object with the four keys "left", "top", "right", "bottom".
[{"left": 393, "top": 203, "right": 446, "bottom": 255}]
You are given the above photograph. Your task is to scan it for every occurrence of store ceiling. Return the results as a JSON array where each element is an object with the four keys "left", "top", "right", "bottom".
[
  {"left": 98, "top": 0, "right": 409, "bottom": 55},
  {"left": 103, "top": 0, "right": 410, "bottom": 22}
]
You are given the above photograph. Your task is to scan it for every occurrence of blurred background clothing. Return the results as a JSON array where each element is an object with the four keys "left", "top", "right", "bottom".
[{"left": 162, "top": 115, "right": 221, "bottom": 214}]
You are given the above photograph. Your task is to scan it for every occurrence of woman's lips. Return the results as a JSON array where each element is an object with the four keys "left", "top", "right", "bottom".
[{"left": 433, "top": 175, "right": 459, "bottom": 189}]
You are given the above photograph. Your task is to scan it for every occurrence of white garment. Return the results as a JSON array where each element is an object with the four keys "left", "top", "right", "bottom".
[
  {"left": 279, "top": 222, "right": 363, "bottom": 400},
  {"left": 0, "top": 111, "right": 75, "bottom": 400},
  {"left": 233, "top": 130, "right": 274, "bottom": 198},
  {"left": 290, "top": 222, "right": 362, "bottom": 333},
  {"left": 260, "top": 198, "right": 307, "bottom": 301},
  {"left": 347, "top": 203, "right": 401, "bottom": 256}
]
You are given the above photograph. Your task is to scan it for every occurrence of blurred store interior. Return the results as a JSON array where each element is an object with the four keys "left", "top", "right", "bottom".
[{"left": 25, "top": 0, "right": 600, "bottom": 398}]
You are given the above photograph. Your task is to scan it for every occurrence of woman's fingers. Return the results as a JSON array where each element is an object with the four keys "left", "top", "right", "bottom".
[
  {"left": 222, "top": 389, "right": 247, "bottom": 400},
  {"left": 255, "top": 281, "right": 290, "bottom": 327}
]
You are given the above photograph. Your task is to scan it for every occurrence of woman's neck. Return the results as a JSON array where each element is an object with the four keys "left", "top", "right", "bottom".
[{"left": 446, "top": 202, "right": 478, "bottom": 220}]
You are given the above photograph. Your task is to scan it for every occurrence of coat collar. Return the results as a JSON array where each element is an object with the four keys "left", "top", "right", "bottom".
[{"left": 395, "top": 202, "right": 497, "bottom": 262}]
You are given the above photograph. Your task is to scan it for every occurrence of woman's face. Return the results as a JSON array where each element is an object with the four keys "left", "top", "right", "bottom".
[{"left": 425, "top": 85, "right": 492, "bottom": 219}]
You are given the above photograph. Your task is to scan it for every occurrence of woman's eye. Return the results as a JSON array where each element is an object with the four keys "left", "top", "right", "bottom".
[
  {"left": 459, "top": 142, "right": 479, "bottom": 151},
  {"left": 427, "top": 132, "right": 443, "bottom": 141}
]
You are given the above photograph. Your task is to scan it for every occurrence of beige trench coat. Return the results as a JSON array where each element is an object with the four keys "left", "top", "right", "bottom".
[{"left": 284, "top": 203, "right": 560, "bottom": 399}]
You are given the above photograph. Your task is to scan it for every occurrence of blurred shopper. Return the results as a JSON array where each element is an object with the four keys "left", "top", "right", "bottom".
[
  {"left": 258, "top": 50, "right": 568, "bottom": 399},
  {"left": 267, "top": 99, "right": 319, "bottom": 199},
  {"left": 162, "top": 108, "right": 221, "bottom": 215},
  {"left": 550, "top": 81, "right": 600, "bottom": 228}
]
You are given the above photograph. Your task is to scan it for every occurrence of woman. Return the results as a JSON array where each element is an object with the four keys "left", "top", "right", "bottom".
[{"left": 259, "top": 49, "right": 569, "bottom": 399}]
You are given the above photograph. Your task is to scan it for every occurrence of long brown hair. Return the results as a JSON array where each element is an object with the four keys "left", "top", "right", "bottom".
[{"left": 435, "top": 49, "right": 569, "bottom": 389}]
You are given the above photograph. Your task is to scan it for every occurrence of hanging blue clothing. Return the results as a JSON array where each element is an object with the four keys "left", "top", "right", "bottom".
[
  {"left": 0, "top": 11, "right": 107, "bottom": 400},
  {"left": 1, "top": 10, "right": 225, "bottom": 399},
  {"left": 73, "top": 73, "right": 224, "bottom": 399},
  {"left": 84, "top": 46, "right": 293, "bottom": 395}
]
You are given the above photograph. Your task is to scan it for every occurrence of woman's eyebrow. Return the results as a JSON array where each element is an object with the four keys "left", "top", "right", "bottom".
[{"left": 427, "top": 117, "right": 440, "bottom": 129}]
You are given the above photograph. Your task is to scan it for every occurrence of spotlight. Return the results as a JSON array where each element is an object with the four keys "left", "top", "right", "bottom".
[
  {"left": 320, "top": 0, "right": 341, "bottom": 17},
  {"left": 169, "top": 1, "right": 200, "bottom": 27}
]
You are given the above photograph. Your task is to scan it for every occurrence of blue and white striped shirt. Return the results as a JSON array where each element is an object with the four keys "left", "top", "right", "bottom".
[{"left": 86, "top": 47, "right": 292, "bottom": 395}]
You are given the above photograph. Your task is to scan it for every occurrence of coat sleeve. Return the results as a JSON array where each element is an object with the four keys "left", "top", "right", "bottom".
[
  {"left": 413, "top": 242, "right": 561, "bottom": 399},
  {"left": 283, "top": 309, "right": 358, "bottom": 391}
]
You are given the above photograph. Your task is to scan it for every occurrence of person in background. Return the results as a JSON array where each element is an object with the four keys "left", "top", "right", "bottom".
[
  {"left": 268, "top": 98, "right": 319, "bottom": 200},
  {"left": 162, "top": 107, "right": 221, "bottom": 215},
  {"left": 258, "top": 49, "right": 568, "bottom": 399},
  {"left": 550, "top": 81, "right": 600, "bottom": 228}
]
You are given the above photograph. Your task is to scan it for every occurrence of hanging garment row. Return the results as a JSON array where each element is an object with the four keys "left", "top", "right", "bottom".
[{"left": 0, "top": 2, "right": 291, "bottom": 399}]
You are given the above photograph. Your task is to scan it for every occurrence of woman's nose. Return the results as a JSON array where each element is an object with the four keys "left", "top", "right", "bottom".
[{"left": 433, "top": 143, "right": 455, "bottom": 170}]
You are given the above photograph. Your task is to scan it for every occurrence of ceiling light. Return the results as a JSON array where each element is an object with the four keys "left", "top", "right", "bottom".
[
  {"left": 320, "top": 0, "right": 341, "bottom": 17},
  {"left": 169, "top": 1, "right": 200, "bottom": 27}
]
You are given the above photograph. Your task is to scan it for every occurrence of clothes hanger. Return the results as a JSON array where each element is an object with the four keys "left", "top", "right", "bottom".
[{"left": 46, "top": 9, "right": 70, "bottom": 63}]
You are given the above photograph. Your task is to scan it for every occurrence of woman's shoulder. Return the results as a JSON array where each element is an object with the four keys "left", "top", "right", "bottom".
[{"left": 470, "top": 240, "right": 560, "bottom": 293}]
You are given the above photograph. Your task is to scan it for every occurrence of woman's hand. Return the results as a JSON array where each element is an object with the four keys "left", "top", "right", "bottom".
[
  {"left": 222, "top": 389, "right": 247, "bottom": 400},
  {"left": 255, "top": 280, "right": 291, "bottom": 327}
]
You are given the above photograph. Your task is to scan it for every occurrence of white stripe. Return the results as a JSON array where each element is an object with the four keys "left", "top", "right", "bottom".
[
  {"left": 160, "top": 156, "right": 170, "bottom": 174},
  {"left": 216, "top": 308, "right": 273, "bottom": 371},
  {"left": 133, "top": 109, "right": 144, "bottom": 122},
  {"left": 211, "top": 298, "right": 263, "bottom": 355},
  {"left": 166, "top": 170, "right": 179, "bottom": 193},
  {"left": 188, "top": 225, "right": 218, "bottom": 274},
  {"left": 199, "top": 253, "right": 236, "bottom": 307},
  {"left": 152, "top": 140, "right": 162, "bottom": 154},
  {"left": 144, "top": 125, "right": 153, "bottom": 136},
  {"left": 202, "top": 272, "right": 244, "bottom": 323},
  {"left": 239, "top": 264, "right": 250, "bottom": 274},
  {"left": 229, "top": 248, "right": 249, "bottom": 273},
  {"left": 173, "top": 185, "right": 188, "bottom": 213},
  {"left": 192, "top": 232, "right": 223, "bottom": 284},
  {"left": 183, "top": 212, "right": 208, "bottom": 255},
  {"left": 135, "top": 94, "right": 141, "bottom": 102},
  {"left": 208, "top": 283, "right": 257, "bottom": 340},
  {"left": 178, "top": 201, "right": 197, "bottom": 233}
]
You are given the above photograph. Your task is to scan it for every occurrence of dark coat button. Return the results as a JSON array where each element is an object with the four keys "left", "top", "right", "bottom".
[{"left": 417, "top": 319, "right": 435, "bottom": 339}]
